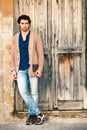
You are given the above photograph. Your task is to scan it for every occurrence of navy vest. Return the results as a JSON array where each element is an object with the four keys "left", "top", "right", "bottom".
[{"left": 19, "top": 31, "right": 30, "bottom": 70}]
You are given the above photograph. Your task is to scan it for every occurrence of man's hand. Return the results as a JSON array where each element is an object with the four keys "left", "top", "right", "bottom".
[
  {"left": 11, "top": 70, "right": 17, "bottom": 80},
  {"left": 35, "top": 70, "right": 42, "bottom": 77}
]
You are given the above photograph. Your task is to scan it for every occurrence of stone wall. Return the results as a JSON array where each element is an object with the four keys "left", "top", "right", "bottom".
[{"left": 0, "top": 0, "right": 14, "bottom": 122}]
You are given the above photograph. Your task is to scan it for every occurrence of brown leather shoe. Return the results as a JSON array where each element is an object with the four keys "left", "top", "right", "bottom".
[{"left": 26, "top": 115, "right": 36, "bottom": 125}]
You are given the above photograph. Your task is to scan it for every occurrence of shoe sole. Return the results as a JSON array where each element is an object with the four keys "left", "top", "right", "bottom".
[
  {"left": 35, "top": 114, "right": 45, "bottom": 125},
  {"left": 26, "top": 122, "right": 34, "bottom": 125}
]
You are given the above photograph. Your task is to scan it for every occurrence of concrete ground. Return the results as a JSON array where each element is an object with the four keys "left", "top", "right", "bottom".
[
  {"left": 1, "top": 111, "right": 87, "bottom": 130},
  {"left": 1, "top": 117, "right": 87, "bottom": 130}
]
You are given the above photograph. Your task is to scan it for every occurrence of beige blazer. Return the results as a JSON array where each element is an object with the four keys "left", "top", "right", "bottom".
[{"left": 11, "top": 31, "right": 44, "bottom": 76}]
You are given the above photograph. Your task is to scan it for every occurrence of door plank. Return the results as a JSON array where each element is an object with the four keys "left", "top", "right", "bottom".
[
  {"left": 58, "top": 100, "right": 83, "bottom": 110},
  {"left": 67, "top": 0, "right": 73, "bottom": 46},
  {"left": 58, "top": 55, "right": 65, "bottom": 100},
  {"left": 52, "top": 0, "right": 59, "bottom": 106},
  {"left": 77, "top": 0, "right": 82, "bottom": 46},
  {"left": 72, "top": 0, "right": 78, "bottom": 46},
  {"left": 64, "top": 55, "right": 73, "bottom": 100},
  {"left": 73, "top": 55, "right": 80, "bottom": 100}
]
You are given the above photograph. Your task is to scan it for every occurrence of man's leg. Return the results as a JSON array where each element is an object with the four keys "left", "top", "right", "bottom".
[
  {"left": 29, "top": 76, "right": 44, "bottom": 125},
  {"left": 17, "top": 69, "right": 38, "bottom": 124},
  {"left": 29, "top": 76, "right": 40, "bottom": 115}
]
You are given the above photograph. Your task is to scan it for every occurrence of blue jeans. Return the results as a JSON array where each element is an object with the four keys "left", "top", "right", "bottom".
[{"left": 17, "top": 69, "right": 40, "bottom": 115}]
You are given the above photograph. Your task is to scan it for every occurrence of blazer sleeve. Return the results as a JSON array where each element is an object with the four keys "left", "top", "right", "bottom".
[{"left": 36, "top": 34, "right": 44, "bottom": 72}]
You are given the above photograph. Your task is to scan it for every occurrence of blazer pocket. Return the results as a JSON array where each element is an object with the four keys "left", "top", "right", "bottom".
[{"left": 33, "top": 64, "right": 39, "bottom": 72}]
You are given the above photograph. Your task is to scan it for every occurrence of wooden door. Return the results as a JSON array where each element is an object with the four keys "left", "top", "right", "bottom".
[
  {"left": 52, "top": 0, "right": 85, "bottom": 110},
  {"left": 13, "top": 0, "right": 85, "bottom": 111}
]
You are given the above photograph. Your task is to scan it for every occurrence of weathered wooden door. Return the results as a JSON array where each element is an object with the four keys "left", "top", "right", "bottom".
[
  {"left": 14, "top": 0, "right": 85, "bottom": 111},
  {"left": 52, "top": 0, "right": 85, "bottom": 110}
]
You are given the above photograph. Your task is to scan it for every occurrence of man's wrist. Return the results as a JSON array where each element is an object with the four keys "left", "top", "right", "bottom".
[{"left": 38, "top": 67, "right": 43, "bottom": 73}]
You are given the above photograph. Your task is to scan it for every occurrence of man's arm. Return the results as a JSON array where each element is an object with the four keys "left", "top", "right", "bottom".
[{"left": 35, "top": 34, "right": 44, "bottom": 77}]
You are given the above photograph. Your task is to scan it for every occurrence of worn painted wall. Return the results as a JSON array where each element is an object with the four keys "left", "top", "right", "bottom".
[{"left": 0, "top": 0, "right": 14, "bottom": 122}]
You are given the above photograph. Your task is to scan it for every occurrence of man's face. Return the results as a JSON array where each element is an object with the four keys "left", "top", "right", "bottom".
[{"left": 19, "top": 19, "right": 30, "bottom": 32}]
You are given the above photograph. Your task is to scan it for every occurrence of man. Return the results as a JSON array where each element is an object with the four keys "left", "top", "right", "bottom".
[{"left": 11, "top": 15, "right": 44, "bottom": 125}]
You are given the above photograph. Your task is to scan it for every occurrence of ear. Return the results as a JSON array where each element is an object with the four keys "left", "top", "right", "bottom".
[{"left": 19, "top": 23, "right": 21, "bottom": 27}]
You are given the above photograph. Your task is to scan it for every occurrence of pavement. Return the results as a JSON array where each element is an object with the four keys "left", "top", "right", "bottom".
[
  {"left": 1, "top": 111, "right": 87, "bottom": 130},
  {"left": 1, "top": 117, "right": 87, "bottom": 130}
]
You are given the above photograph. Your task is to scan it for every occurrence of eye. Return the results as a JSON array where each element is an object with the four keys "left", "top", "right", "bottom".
[{"left": 21, "top": 23, "right": 24, "bottom": 24}]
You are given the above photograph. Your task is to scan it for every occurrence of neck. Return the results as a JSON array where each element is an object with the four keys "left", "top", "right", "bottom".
[
  {"left": 21, "top": 30, "right": 29, "bottom": 36},
  {"left": 21, "top": 30, "right": 30, "bottom": 41}
]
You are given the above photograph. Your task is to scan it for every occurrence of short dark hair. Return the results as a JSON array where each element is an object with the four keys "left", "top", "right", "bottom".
[{"left": 17, "top": 15, "right": 31, "bottom": 24}]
